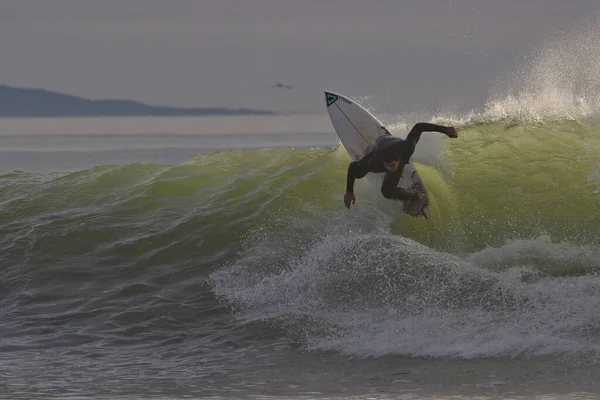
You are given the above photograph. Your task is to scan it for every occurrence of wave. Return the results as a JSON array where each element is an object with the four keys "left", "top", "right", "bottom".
[
  {"left": 3, "top": 118, "right": 599, "bottom": 258},
  {"left": 2, "top": 117, "right": 600, "bottom": 361}
]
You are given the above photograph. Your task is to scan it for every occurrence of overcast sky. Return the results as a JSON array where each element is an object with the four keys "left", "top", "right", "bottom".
[{"left": 1, "top": 1, "right": 599, "bottom": 113}]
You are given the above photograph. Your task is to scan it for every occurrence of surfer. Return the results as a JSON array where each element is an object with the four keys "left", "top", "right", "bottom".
[{"left": 343, "top": 123, "right": 458, "bottom": 214}]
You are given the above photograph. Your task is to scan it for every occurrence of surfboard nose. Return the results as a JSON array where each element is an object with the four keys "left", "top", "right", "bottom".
[{"left": 324, "top": 91, "right": 339, "bottom": 107}]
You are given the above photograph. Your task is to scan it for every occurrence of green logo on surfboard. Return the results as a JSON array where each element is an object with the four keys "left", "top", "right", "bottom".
[{"left": 326, "top": 92, "right": 339, "bottom": 107}]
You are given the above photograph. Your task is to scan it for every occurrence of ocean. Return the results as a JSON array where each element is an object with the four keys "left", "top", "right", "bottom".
[
  {"left": 3, "top": 32, "right": 600, "bottom": 400},
  {"left": 1, "top": 108, "right": 600, "bottom": 399}
]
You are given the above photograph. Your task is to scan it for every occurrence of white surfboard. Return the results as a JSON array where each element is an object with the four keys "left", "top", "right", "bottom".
[{"left": 324, "top": 91, "right": 430, "bottom": 219}]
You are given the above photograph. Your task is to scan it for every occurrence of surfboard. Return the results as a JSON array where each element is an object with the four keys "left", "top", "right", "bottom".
[{"left": 324, "top": 91, "right": 430, "bottom": 219}]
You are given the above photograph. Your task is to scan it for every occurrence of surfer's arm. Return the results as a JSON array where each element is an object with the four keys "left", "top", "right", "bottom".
[
  {"left": 402, "top": 123, "right": 458, "bottom": 161},
  {"left": 346, "top": 161, "right": 369, "bottom": 192},
  {"left": 405, "top": 123, "right": 454, "bottom": 146}
]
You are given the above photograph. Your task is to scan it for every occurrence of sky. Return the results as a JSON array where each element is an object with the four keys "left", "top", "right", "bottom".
[{"left": 2, "top": 1, "right": 600, "bottom": 114}]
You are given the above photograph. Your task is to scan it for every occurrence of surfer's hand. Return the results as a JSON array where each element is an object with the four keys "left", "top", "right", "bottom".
[
  {"left": 344, "top": 191, "right": 356, "bottom": 209},
  {"left": 446, "top": 127, "right": 458, "bottom": 138}
]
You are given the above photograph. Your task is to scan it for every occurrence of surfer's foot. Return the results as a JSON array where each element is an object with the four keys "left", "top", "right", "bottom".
[{"left": 407, "top": 192, "right": 427, "bottom": 217}]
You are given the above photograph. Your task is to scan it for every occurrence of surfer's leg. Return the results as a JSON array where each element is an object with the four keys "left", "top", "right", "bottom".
[{"left": 380, "top": 170, "right": 412, "bottom": 201}]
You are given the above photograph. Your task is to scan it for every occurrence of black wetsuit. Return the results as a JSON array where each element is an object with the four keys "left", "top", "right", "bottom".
[{"left": 346, "top": 122, "right": 451, "bottom": 201}]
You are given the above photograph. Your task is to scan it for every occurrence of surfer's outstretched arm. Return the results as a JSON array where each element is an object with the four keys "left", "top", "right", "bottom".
[
  {"left": 402, "top": 123, "right": 458, "bottom": 160},
  {"left": 405, "top": 123, "right": 457, "bottom": 146}
]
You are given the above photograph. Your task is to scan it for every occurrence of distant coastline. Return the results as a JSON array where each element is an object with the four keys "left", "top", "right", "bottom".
[{"left": 0, "top": 85, "right": 275, "bottom": 117}]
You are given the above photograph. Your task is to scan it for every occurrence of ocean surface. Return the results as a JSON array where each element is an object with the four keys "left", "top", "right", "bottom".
[
  {"left": 1, "top": 109, "right": 600, "bottom": 399},
  {"left": 3, "top": 29, "right": 600, "bottom": 399}
]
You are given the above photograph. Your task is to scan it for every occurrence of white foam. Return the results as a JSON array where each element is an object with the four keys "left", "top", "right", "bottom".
[
  {"left": 211, "top": 213, "right": 600, "bottom": 360},
  {"left": 428, "top": 22, "right": 600, "bottom": 125},
  {"left": 465, "top": 235, "right": 600, "bottom": 272},
  {"left": 311, "top": 270, "right": 600, "bottom": 358}
]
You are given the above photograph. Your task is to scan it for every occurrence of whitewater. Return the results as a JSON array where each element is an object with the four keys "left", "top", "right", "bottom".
[{"left": 2, "top": 22, "right": 600, "bottom": 400}]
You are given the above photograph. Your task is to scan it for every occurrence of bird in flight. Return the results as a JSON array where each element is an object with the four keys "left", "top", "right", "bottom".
[{"left": 272, "top": 82, "right": 293, "bottom": 89}]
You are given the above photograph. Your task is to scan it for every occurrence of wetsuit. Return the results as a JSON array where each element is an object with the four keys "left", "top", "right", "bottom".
[{"left": 346, "top": 122, "right": 451, "bottom": 202}]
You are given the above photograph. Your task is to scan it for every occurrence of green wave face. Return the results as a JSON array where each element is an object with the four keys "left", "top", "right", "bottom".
[
  {"left": 398, "top": 120, "right": 600, "bottom": 253},
  {"left": 0, "top": 148, "right": 343, "bottom": 276},
  {"left": 2, "top": 120, "right": 599, "bottom": 269}
]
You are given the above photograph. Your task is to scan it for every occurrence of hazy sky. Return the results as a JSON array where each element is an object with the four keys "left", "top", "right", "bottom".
[{"left": 2, "top": 1, "right": 599, "bottom": 113}]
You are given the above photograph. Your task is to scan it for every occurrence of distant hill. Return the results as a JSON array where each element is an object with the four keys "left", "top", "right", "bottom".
[{"left": 0, "top": 85, "right": 275, "bottom": 117}]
